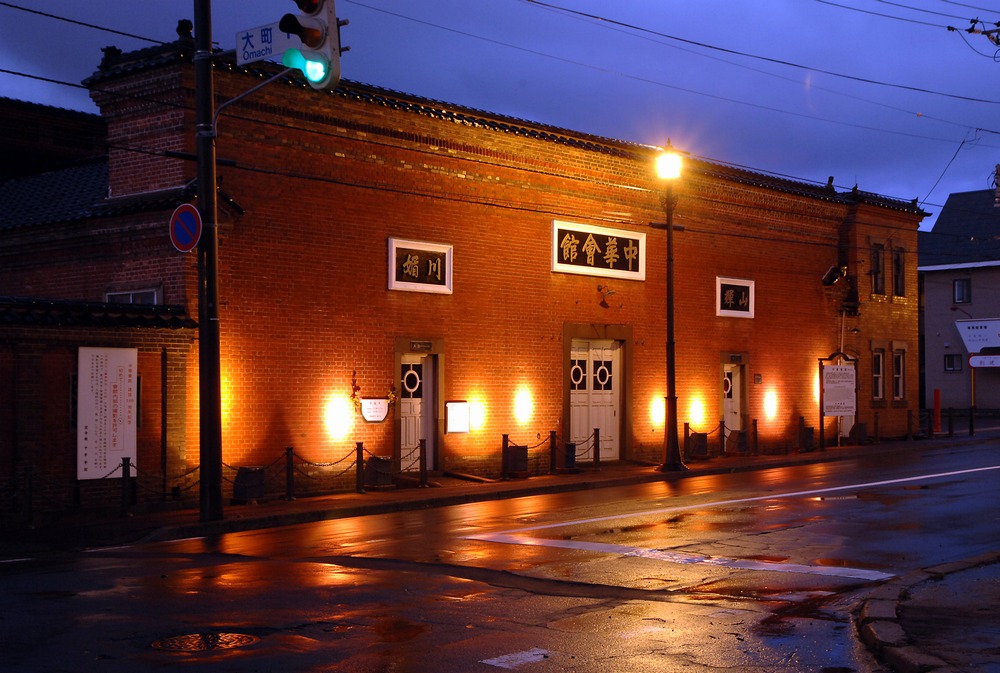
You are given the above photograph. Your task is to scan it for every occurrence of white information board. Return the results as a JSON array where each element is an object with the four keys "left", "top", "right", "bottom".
[
  {"left": 822, "top": 364, "right": 856, "bottom": 417},
  {"left": 77, "top": 347, "right": 137, "bottom": 480}
]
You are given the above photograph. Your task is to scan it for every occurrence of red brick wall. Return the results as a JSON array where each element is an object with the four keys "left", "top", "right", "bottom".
[
  {"left": 0, "top": 330, "right": 194, "bottom": 514},
  {"left": 1, "top": 54, "right": 923, "bottom": 508}
]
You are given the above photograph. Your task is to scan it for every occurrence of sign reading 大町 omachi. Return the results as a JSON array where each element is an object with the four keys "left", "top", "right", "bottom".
[{"left": 551, "top": 221, "right": 646, "bottom": 281}]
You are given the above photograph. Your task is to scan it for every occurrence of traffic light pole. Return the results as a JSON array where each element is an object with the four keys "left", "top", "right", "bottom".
[{"left": 194, "top": 0, "right": 224, "bottom": 522}]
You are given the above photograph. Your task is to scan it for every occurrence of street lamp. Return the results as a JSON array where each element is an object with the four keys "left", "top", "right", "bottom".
[{"left": 655, "top": 143, "right": 687, "bottom": 472}]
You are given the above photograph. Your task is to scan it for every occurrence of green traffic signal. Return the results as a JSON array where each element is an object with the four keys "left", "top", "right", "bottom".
[{"left": 282, "top": 48, "right": 329, "bottom": 84}]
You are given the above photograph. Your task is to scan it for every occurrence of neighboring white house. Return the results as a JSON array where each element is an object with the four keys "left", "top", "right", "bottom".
[{"left": 919, "top": 188, "right": 1000, "bottom": 412}]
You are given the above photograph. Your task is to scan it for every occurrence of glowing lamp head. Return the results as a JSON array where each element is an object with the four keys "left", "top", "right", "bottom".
[{"left": 655, "top": 149, "right": 682, "bottom": 181}]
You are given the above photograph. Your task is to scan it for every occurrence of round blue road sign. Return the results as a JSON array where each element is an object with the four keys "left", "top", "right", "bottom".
[{"left": 169, "top": 203, "right": 202, "bottom": 253}]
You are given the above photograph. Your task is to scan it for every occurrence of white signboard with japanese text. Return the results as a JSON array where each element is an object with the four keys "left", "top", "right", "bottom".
[
  {"left": 359, "top": 398, "right": 390, "bottom": 423},
  {"left": 77, "top": 347, "right": 137, "bottom": 480},
  {"left": 955, "top": 319, "right": 1000, "bottom": 353},
  {"left": 969, "top": 354, "right": 1000, "bottom": 368},
  {"left": 822, "top": 364, "right": 856, "bottom": 416}
]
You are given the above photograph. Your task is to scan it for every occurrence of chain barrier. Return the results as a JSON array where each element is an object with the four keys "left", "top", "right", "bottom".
[
  {"left": 500, "top": 428, "right": 606, "bottom": 480},
  {"left": 3, "top": 423, "right": 633, "bottom": 527}
]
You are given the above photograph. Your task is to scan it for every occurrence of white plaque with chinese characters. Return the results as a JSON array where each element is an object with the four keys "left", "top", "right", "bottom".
[
  {"left": 77, "top": 347, "right": 138, "bottom": 480},
  {"left": 551, "top": 220, "right": 646, "bottom": 281},
  {"left": 388, "top": 237, "right": 453, "bottom": 294}
]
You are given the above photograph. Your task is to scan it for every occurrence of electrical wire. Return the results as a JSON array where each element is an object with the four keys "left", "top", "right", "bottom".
[
  {"left": 814, "top": 0, "right": 954, "bottom": 26},
  {"left": 873, "top": 0, "right": 988, "bottom": 22},
  {"left": 0, "top": 1, "right": 164, "bottom": 44},
  {"left": 936, "top": 0, "right": 1000, "bottom": 14},
  {"left": 520, "top": 0, "right": 1000, "bottom": 104},
  {"left": 0, "top": 1, "right": 991, "bottom": 223}
]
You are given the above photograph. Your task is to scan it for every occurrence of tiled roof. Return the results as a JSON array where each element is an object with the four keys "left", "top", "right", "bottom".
[
  {"left": 0, "top": 297, "right": 197, "bottom": 329},
  {"left": 0, "top": 158, "right": 108, "bottom": 229},
  {"left": 919, "top": 189, "right": 1000, "bottom": 267},
  {"left": 84, "top": 33, "right": 924, "bottom": 216}
]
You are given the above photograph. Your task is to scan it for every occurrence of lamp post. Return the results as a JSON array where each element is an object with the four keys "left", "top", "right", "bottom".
[{"left": 655, "top": 145, "right": 687, "bottom": 472}]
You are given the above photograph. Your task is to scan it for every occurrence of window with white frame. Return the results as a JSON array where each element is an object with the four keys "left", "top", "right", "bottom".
[
  {"left": 872, "top": 350, "right": 885, "bottom": 401},
  {"left": 892, "top": 350, "right": 905, "bottom": 400},
  {"left": 953, "top": 278, "right": 971, "bottom": 304},
  {"left": 106, "top": 289, "right": 159, "bottom": 305}
]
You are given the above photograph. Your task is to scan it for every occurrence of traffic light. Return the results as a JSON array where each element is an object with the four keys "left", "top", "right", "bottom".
[{"left": 279, "top": 0, "right": 345, "bottom": 91}]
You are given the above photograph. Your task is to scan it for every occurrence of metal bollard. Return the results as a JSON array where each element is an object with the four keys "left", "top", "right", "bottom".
[
  {"left": 549, "top": 431, "right": 558, "bottom": 474},
  {"left": 121, "top": 456, "right": 132, "bottom": 518},
  {"left": 356, "top": 442, "right": 365, "bottom": 494},
  {"left": 501, "top": 434, "right": 510, "bottom": 480},
  {"left": 285, "top": 446, "right": 295, "bottom": 500},
  {"left": 593, "top": 428, "right": 601, "bottom": 469},
  {"left": 419, "top": 438, "right": 428, "bottom": 487}
]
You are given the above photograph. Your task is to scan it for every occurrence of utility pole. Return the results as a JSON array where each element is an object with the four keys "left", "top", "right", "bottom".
[{"left": 193, "top": 0, "right": 224, "bottom": 522}]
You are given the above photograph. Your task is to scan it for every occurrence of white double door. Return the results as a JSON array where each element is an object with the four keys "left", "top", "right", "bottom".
[{"left": 569, "top": 339, "right": 621, "bottom": 461}]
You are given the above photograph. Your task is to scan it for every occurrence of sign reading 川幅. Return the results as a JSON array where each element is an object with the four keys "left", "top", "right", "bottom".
[
  {"left": 822, "top": 364, "right": 857, "bottom": 416},
  {"left": 388, "top": 237, "right": 453, "bottom": 294},
  {"left": 77, "top": 347, "right": 137, "bottom": 480},
  {"left": 551, "top": 221, "right": 646, "bottom": 281}
]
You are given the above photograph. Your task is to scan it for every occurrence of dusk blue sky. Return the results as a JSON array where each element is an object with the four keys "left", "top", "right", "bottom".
[{"left": 4, "top": 1, "right": 1000, "bottom": 230}]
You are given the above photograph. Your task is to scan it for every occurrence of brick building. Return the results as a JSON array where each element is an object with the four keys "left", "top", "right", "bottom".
[{"left": 0, "top": 30, "right": 925, "bottom": 514}]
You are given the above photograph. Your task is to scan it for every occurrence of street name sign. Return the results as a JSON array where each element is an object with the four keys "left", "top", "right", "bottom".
[{"left": 237, "top": 23, "right": 299, "bottom": 66}]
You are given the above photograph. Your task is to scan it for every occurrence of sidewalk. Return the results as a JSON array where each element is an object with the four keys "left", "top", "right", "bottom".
[
  {"left": 4, "top": 430, "right": 1000, "bottom": 672},
  {"left": 3, "top": 434, "right": 969, "bottom": 553}
]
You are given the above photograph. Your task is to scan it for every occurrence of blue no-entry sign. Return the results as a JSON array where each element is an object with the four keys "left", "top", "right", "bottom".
[{"left": 169, "top": 203, "right": 202, "bottom": 253}]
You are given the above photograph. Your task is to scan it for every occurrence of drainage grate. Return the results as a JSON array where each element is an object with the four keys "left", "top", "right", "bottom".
[{"left": 152, "top": 632, "right": 259, "bottom": 652}]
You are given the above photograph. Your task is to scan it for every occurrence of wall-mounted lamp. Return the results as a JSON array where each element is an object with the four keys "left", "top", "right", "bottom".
[{"left": 822, "top": 265, "right": 847, "bottom": 286}]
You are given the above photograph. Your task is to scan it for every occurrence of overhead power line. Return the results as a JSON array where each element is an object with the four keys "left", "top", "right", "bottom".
[
  {"left": 0, "top": 1, "right": 164, "bottom": 44},
  {"left": 522, "top": 0, "right": 1000, "bottom": 105},
  {"left": 0, "top": 0, "right": 987, "bottom": 214},
  {"left": 817, "top": 0, "right": 967, "bottom": 25}
]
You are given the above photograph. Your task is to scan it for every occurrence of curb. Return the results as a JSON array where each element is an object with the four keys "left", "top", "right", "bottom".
[
  {"left": 138, "top": 441, "right": 949, "bottom": 545},
  {"left": 856, "top": 551, "right": 1000, "bottom": 673}
]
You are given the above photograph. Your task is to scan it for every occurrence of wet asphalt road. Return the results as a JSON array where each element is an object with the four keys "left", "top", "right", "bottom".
[{"left": 1, "top": 442, "right": 997, "bottom": 672}]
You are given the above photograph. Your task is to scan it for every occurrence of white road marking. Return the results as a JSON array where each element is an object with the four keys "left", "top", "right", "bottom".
[
  {"left": 481, "top": 647, "right": 550, "bottom": 669},
  {"left": 465, "top": 464, "right": 1000, "bottom": 581}
]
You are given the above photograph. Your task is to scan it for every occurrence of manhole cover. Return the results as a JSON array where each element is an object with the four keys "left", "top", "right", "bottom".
[{"left": 152, "top": 632, "right": 259, "bottom": 652}]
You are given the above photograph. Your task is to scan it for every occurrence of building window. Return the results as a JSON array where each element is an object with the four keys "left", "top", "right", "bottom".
[
  {"left": 892, "top": 350, "right": 905, "bottom": 401},
  {"left": 892, "top": 247, "right": 905, "bottom": 297},
  {"left": 871, "top": 244, "right": 885, "bottom": 295},
  {"left": 944, "top": 354, "right": 963, "bottom": 372},
  {"left": 106, "top": 289, "right": 158, "bottom": 304},
  {"left": 872, "top": 350, "right": 885, "bottom": 401},
  {"left": 953, "top": 278, "right": 971, "bottom": 304}
]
